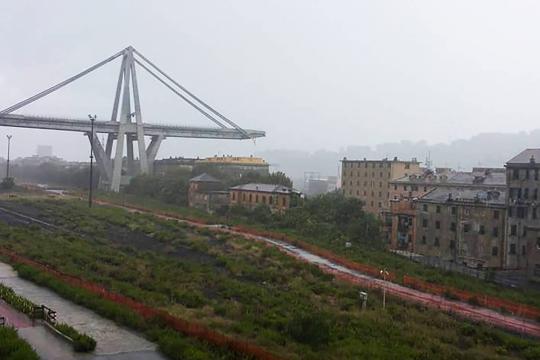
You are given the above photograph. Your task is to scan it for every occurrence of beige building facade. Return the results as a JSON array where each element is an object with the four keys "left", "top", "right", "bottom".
[{"left": 341, "top": 157, "right": 421, "bottom": 215}]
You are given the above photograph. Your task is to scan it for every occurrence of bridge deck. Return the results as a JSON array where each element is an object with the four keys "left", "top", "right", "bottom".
[{"left": 0, "top": 114, "right": 265, "bottom": 140}]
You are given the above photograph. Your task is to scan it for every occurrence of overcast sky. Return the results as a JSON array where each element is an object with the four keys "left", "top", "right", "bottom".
[{"left": 1, "top": 0, "right": 540, "bottom": 161}]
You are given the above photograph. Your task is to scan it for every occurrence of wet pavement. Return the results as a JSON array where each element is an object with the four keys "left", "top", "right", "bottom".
[{"left": 0, "top": 262, "right": 166, "bottom": 360}]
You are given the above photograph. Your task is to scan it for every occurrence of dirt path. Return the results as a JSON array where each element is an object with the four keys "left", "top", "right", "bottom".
[{"left": 95, "top": 199, "right": 540, "bottom": 338}]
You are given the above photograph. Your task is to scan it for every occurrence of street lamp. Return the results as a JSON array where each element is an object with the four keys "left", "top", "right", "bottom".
[
  {"left": 88, "top": 115, "right": 97, "bottom": 208},
  {"left": 5, "top": 135, "right": 12, "bottom": 179},
  {"left": 380, "top": 269, "right": 390, "bottom": 309}
]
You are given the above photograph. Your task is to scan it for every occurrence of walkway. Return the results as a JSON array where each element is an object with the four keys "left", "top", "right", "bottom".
[{"left": 0, "top": 262, "right": 166, "bottom": 360}]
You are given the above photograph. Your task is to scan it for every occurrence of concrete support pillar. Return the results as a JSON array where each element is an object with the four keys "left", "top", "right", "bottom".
[
  {"left": 146, "top": 135, "right": 164, "bottom": 174},
  {"left": 86, "top": 133, "right": 112, "bottom": 183}
]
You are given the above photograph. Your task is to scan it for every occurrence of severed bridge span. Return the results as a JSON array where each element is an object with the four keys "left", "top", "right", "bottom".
[{"left": 0, "top": 46, "right": 265, "bottom": 191}]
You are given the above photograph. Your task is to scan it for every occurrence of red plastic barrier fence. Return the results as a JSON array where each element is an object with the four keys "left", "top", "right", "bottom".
[
  {"left": 0, "top": 247, "right": 281, "bottom": 360},
  {"left": 403, "top": 275, "right": 540, "bottom": 321}
]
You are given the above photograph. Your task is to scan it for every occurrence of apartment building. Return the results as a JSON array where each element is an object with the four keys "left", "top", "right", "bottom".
[
  {"left": 505, "top": 149, "right": 540, "bottom": 280},
  {"left": 341, "top": 157, "right": 421, "bottom": 215},
  {"left": 415, "top": 187, "right": 506, "bottom": 269}
]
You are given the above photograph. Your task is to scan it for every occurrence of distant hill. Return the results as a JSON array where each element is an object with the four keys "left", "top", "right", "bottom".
[{"left": 257, "top": 130, "right": 540, "bottom": 187}]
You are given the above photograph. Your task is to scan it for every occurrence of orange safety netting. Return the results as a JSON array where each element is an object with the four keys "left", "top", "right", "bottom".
[{"left": 403, "top": 275, "right": 540, "bottom": 321}]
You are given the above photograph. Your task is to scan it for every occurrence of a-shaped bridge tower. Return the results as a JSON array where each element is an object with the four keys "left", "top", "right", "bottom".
[{"left": 0, "top": 46, "right": 265, "bottom": 191}]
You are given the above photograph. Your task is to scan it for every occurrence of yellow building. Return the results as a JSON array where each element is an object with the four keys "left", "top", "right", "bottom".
[
  {"left": 341, "top": 157, "right": 421, "bottom": 216},
  {"left": 195, "top": 155, "right": 269, "bottom": 177}
]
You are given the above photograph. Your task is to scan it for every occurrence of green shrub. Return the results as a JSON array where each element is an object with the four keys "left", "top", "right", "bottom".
[
  {"left": 287, "top": 313, "right": 331, "bottom": 348},
  {"left": 0, "top": 326, "right": 39, "bottom": 360},
  {"left": 54, "top": 323, "right": 96, "bottom": 352}
]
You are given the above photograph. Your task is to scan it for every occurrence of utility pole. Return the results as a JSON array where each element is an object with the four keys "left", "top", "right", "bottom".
[
  {"left": 380, "top": 269, "right": 389, "bottom": 309},
  {"left": 5, "top": 135, "right": 12, "bottom": 179},
  {"left": 88, "top": 115, "right": 96, "bottom": 208}
]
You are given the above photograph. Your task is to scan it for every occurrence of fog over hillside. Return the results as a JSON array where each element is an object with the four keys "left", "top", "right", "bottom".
[{"left": 258, "top": 129, "right": 540, "bottom": 186}]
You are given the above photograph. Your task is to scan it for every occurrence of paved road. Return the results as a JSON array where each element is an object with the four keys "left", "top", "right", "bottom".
[
  {"left": 99, "top": 199, "right": 540, "bottom": 338},
  {"left": 0, "top": 262, "right": 166, "bottom": 360}
]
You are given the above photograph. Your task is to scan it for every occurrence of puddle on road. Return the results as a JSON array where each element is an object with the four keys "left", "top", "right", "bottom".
[{"left": 0, "top": 262, "right": 165, "bottom": 359}]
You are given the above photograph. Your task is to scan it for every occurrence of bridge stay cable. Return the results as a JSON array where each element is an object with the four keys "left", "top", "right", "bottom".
[
  {"left": 0, "top": 50, "right": 125, "bottom": 115},
  {"left": 133, "top": 59, "right": 228, "bottom": 130},
  {"left": 133, "top": 49, "right": 251, "bottom": 139}
]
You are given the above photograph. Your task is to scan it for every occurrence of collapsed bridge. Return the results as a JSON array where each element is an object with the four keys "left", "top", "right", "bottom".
[{"left": 0, "top": 46, "right": 265, "bottom": 191}]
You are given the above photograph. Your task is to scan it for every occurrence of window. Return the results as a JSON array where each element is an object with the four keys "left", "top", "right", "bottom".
[
  {"left": 510, "top": 244, "right": 516, "bottom": 255},
  {"left": 394, "top": 185, "right": 397, "bottom": 190},
  {"left": 269, "top": 196, "right": 273, "bottom": 205},
  {"left": 422, "top": 204, "right": 428, "bottom": 212},
  {"left": 242, "top": 193, "right": 246, "bottom": 201},
  {"left": 435, "top": 221, "right": 441, "bottom": 229},
  {"left": 522, "top": 245, "right": 527, "bottom": 256},
  {"left": 378, "top": 192, "right": 382, "bottom": 197},
  {"left": 493, "top": 227, "right": 499, "bottom": 237},
  {"left": 436, "top": 206, "right": 441, "bottom": 213},
  {"left": 493, "top": 210, "right": 499, "bottom": 220},
  {"left": 526, "top": 169, "right": 530, "bottom": 180},
  {"left": 404, "top": 185, "right": 408, "bottom": 191},
  {"left": 255, "top": 194, "right": 259, "bottom": 203},
  {"left": 421, "top": 236, "right": 426, "bottom": 244},
  {"left": 463, "top": 223, "right": 471, "bottom": 232},
  {"left": 451, "top": 207, "right": 457, "bottom": 215},
  {"left": 424, "top": 186, "right": 427, "bottom": 192},
  {"left": 537, "top": 237, "right": 540, "bottom": 250},
  {"left": 449, "top": 240, "right": 455, "bottom": 249},
  {"left": 513, "top": 169, "right": 519, "bottom": 180},
  {"left": 262, "top": 196, "right": 266, "bottom": 204},
  {"left": 282, "top": 197, "right": 286, "bottom": 206},
  {"left": 524, "top": 188, "right": 529, "bottom": 199},
  {"left": 523, "top": 227, "right": 528, "bottom": 237},
  {"left": 422, "top": 219, "right": 428, "bottom": 228},
  {"left": 535, "top": 208, "right": 538, "bottom": 220},
  {"left": 249, "top": 194, "right": 252, "bottom": 202},
  {"left": 510, "top": 225, "right": 517, "bottom": 236},
  {"left": 517, "top": 207, "right": 527, "bottom": 219},
  {"left": 450, "top": 222, "right": 456, "bottom": 232},
  {"left": 434, "top": 237, "right": 440, "bottom": 247},
  {"left": 508, "top": 207, "right": 513, "bottom": 218},
  {"left": 479, "top": 225, "right": 485, "bottom": 235},
  {"left": 232, "top": 192, "right": 236, "bottom": 201},
  {"left": 492, "top": 247, "right": 498, "bottom": 256}
]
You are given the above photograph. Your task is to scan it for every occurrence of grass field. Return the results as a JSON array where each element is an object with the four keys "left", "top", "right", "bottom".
[
  {"left": 0, "top": 197, "right": 539, "bottom": 359},
  {"left": 97, "top": 192, "right": 540, "bottom": 309}
]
